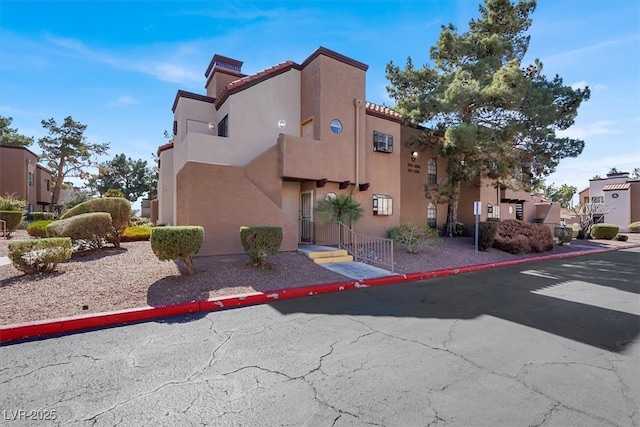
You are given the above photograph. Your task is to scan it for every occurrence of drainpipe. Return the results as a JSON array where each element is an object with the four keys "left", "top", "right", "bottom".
[{"left": 353, "top": 98, "right": 363, "bottom": 188}]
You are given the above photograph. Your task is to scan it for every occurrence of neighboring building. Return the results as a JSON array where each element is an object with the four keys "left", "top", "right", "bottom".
[
  {"left": 579, "top": 172, "right": 640, "bottom": 232},
  {"left": 157, "top": 47, "right": 561, "bottom": 256},
  {"left": 0, "top": 144, "right": 53, "bottom": 212}
]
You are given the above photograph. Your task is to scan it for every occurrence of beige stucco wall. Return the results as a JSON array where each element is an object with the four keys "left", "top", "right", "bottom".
[
  {"left": 631, "top": 182, "right": 640, "bottom": 224},
  {"left": 158, "top": 147, "right": 174, "bottom": 225},
  {"left": 174, "top": 69, "right": 301, "bottom": 175},
  {"left": 175, "top": 161, "right": 298, "bottom": 256},
  {"left": 605, "top": 189, "right": 631, "bottom": 231},
  {"left": 399, "top": 126, "right": 449, "bottom": 230}
]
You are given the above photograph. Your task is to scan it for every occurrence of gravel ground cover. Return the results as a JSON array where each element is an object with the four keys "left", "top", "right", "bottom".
[{"left": 0, "top": 229, "right": 634, "bottom": 325}]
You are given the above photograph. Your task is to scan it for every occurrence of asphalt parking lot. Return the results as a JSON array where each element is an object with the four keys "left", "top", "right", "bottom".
[{"left": 1, "top": 247, "right": 638, "bottom": 426}]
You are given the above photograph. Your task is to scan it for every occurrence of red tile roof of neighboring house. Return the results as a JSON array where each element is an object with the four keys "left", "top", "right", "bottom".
[
  {"left": 365, "top": 102, "right": 403, "bottom": 123},
  {"left": 603, "top": 183, "right": 630, "bottom": 191},
  {"left": 215, "top": 61, "right": 298, "bottom": 109}
]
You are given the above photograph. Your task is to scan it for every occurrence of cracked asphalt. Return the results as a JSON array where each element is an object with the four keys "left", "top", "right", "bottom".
[{"left": 1, "top": 248, "right": 638, "bottom": 426}]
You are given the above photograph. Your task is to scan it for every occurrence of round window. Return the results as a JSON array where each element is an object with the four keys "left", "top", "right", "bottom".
[{"left": 330, "top": 119, "right": 343, "bottom": 134}]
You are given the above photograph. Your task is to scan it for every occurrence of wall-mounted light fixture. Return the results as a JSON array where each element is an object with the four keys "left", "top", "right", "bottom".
[
  {"left": 411, "top": 151, "right": 418, "bottom": 157},
  {"left": 316, "top": 178, "right": 328, "bottom": 188},
  {"left": 208, "top": 122, "right": 216, "bottom": 132},
  {"left": 339, "top": 180, "right": 350, "bottom": 189},
  {"left": 278, "top": 120, "right": 286, "bottom": 129},
  {"left": 359, "top": 183, "right": 370, "bottom": 192}
]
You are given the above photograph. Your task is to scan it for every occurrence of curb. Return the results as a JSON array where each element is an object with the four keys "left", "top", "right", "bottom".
[{"left": 1, "top": 244, "right": 636, "bottom": 344}]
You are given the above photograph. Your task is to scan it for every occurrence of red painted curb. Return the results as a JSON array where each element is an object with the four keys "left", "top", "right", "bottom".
[{"left": 1, "top": 244, "right": 636, "bottom": 344}]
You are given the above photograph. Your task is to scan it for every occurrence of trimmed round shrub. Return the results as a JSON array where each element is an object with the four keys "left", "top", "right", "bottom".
[
  {"left": 590, "top": 223, "right": 619, "bottom": 240},
  {"left": 121, "top": 225, "right": 152, "bottom": 242},
  {"left": 150, "top": 226, "right": 204, "bottom": 274},
  {"left": 493, "top": 219, "right": 554, "bottom": 254},
  {"left": 61, "top": 197, "right": 131, "bottom": 247},
  {"left": 628, "top": 221, "right": 640, "bottom": 233},
  {"left": 240, "top": 226, "right": 283, "bottom": 267},
  {"left": 27, "top": 220, "right": 53, "bottom": 238},
  {"left": 46, "top": 212, "right": 113, "bottom": 249},
  {"left": 8, "top": 237, "right": 72, "bottom": 274},
  {"left": 0, "top": 210, "right": 24, "bottom": 237},
  {"left": 478, "top": 221, "right": 499, "bottom": 251}
]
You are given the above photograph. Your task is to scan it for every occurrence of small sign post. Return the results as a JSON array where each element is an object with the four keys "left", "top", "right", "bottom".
[{"left": 474, "top": 201, "right": 482, "bottom": 254}]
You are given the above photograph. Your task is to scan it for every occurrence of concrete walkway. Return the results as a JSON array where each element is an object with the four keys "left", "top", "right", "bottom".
[
  {"left": 297, "top": 245, "right": 396, "bottom": 280},
  {"left": 0, "top": 256, "right": 10, "bottom": 266}
]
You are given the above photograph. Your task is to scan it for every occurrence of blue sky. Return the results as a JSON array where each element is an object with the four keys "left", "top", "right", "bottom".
[{"left": 1, "top": 0, "right": 639, "bottom": 206}]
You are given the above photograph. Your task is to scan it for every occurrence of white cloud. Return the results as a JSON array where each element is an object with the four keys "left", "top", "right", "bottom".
[
  {"left": 542, "top": 33, "right": 640, "bottom": 63},
  {"left": 571, "top": 80, "right": 607, "bottom": 91},
  {"left": 45, "top": 34, "right": 203, "bottom": 85},
  {"left": 557, "top": 120, "right": 619, "bottom": 139},
  {"left": 107, "top": 95, "right": 137, "bottom": 107}
]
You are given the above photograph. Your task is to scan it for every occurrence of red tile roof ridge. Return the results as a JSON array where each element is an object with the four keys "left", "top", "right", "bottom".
[
  {"left": 216, "top": 61, "right": 297, "bottom": 109},
  {"left": 365, "top": 101, "right": 403, "bottom": 121}
]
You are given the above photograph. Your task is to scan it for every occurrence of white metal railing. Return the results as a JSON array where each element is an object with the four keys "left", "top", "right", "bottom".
[{"left": 312, "top": 221, "right": 394, "bottom": 272}]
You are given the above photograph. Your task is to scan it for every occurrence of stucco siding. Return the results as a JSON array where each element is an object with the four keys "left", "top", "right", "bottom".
[{"left": 175, "top": 162, "right": 298, "bottom": 256}]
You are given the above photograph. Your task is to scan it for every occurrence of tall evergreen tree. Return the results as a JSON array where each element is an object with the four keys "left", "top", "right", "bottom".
[
  {"left": 386, "top": 0, "right": 590, "bottom": 235},
  {"left": 0, "top": 116, "right": 33, "bottom": 147},
  {"left": 38, "top": 116, "right": 110, "bottom": 206},
  {"left": 86, "top": 153, "right": 155, "bottom": 202}
]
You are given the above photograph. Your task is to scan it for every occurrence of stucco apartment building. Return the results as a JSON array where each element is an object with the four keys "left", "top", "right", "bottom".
[
  {"left": 0, "top": 144, "right": 53, "bottom": 212},
  {"left": 156, "top": 47, "right": 558, "bottom": 256},
  {"left": 577, "top": 172, "right": 640, "bottom": 232}
]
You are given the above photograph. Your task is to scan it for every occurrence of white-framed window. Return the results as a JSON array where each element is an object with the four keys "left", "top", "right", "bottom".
[
  {"left": 591, "top": 196, "right": 604, "bottom": 203},
  {"left": 428, "top": 158, "right": 437, "bottom": 185},
  {"left": 373, "top": 194, "right": 393, "bottom": 216},
  {"left": 373, "top": 131, "right": 393, "bottom": 153},
  {"left": 427, "top": 202, "right": 437, "bottom": 228},
  {"left": 330, "top": 119, "right": 343, "bottom": 134}
]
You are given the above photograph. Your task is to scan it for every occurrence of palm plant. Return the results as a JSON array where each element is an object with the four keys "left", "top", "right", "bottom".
[{"left": 315, "top": 194, "right": 364, "bottom": 227}]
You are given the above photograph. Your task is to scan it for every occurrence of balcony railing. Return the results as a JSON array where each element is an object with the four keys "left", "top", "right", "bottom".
[{"left": 312, "top": 221, "right": 394, "bottom": 272}]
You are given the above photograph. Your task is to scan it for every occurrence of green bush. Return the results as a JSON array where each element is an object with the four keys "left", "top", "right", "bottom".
[
  {"left": 0, "top": 194, "right": 26, "bottom": 211},
  {"left": 455, "top": 221, "right": 465, "bottom": 236},
  {"left": 28, "top": 211, "right": 57, "bottom": 221},
  {"left": 46, "top": 212, "right": 113, "bottom": 249},
  {"left": 478, "top": 221, "right": 499, "bottom": 251},
  {"left": 150, "top": 226, "right": 204, "bottom": 274},
  {"left": 8, "top": 237, "right": 72, "bottom": 274},
  {"left": 493, "top": 219, "right": 554, "bottom": 254},
  {"left": 121, "top": 225, "right": 152, "bottom": 242},
  {"left": 128, "top": 216, "right": 149, "bottom": 227},
  {"left": 239, "top": 226, "right": 283, "bottom": 267},
  {"left": 0, "top": 210, "right": 24, "bottom": 237},
  {"left": 27, "top": 220, "right": 53, "bottom": 238},
  {"left": 590, "top": 223, "right": 619, "bottom": 240},
  {"left": 616, "top": 234, "right": 629, "bottom": 242},
  {"left": 388, "top": 222, "right": 442, "bottom": 254},
  {"left": 628, "top": 221, "right": 640, "bottom": 233},
  {"left": 554, "top": 226, "right": 573, "bottom": 245},
  {"left": 61, "top": 197, "right": 131, "bottom": 247}
]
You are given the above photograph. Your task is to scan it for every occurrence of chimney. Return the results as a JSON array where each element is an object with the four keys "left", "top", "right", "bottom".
[{"left": 204, "top": 54, "right": 244, "bottom": 98}]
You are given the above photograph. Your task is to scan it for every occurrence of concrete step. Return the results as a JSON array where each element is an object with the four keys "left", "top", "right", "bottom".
[
  {"left": 306, "top": 249, "right": 349, "bottom": 259},
  {"left": 313, "top": 254, "right": 354, "bottom": 264}
]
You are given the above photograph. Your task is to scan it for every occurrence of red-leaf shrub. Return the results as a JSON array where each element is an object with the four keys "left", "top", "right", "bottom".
[{"left": 493, "top": 219, "right": 554, "bottom": 254}]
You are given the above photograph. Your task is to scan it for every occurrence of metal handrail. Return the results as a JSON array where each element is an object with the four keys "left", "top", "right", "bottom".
[{"left": 312, "top": 221, "right": 394, "bottom": 272}]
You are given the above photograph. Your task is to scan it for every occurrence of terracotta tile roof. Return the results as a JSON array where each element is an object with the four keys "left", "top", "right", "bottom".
[
  {"left": 215, "top": 61, "right": 298, "bottom": 109},
  {"left": 603, "top": 183, "right": 630, "bottom": 191},
  {"left": 157, "top": 142, "right": 174, "bottom": 156},
  {"left": 365, "top": 101, "right": 403, "bottom": 123}
]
